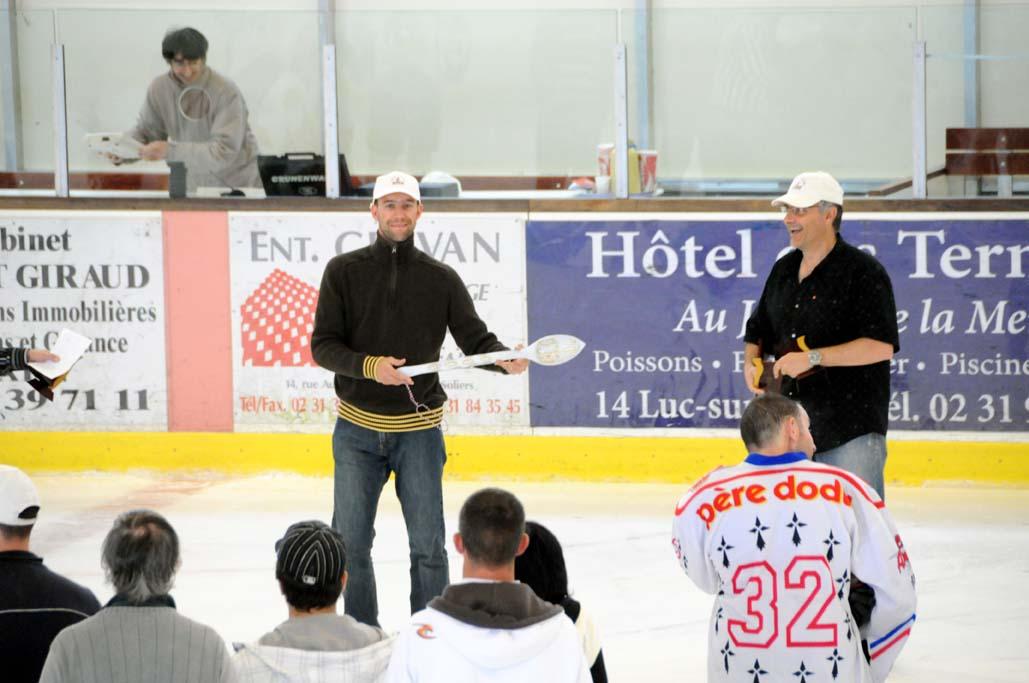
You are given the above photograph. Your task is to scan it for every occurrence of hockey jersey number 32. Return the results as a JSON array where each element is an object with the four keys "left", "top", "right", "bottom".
[{"left": 672, "top": 452, "right": 916, "bottom": 683}]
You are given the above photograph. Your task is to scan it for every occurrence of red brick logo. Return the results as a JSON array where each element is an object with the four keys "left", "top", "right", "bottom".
[{"left": 241, "top": 269, "right": 318, "bottom": 367}]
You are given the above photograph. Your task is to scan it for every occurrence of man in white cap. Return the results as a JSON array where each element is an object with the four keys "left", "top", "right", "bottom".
[
  {"left": 0, "top": 465, "right": 100, "bottom": 683},
  {"left": 743, "top": 171, "right": 899, "bottom": 499},
  {"left": 311, "top": 171, "right": 527, "bottom": 628}
]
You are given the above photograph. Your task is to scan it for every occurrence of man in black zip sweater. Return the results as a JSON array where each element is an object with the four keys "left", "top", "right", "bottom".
[{"left": 311, "top": 171, "right": 527, "bottom": 628}]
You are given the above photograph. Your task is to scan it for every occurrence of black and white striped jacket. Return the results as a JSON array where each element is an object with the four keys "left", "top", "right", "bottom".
[{"left": 0, "top": 347, "right": 29, "bottom": 376}]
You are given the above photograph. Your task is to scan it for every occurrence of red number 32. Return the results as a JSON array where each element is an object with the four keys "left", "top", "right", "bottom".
[{"left": 728, "top": 556, "right": 838, "bottom": 648}]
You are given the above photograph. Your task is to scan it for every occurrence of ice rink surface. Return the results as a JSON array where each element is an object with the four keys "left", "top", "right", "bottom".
[{"left": 25, "top": 472, "right": 1029, "bottom": 682}]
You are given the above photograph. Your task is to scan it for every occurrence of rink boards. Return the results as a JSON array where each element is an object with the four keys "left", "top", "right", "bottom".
[{"left": 2, "top": 209, "right": 1027, "bottom": 484}]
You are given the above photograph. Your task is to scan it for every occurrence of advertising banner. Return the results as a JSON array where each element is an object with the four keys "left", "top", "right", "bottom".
[
  {"left": 0, "top": 211, "right": 167, "bottom": 429},
  {"left": 526, "top": 214, "right": 1029, "bottom": 434},
  {"left": 229, "top": 212, "right": 528, "bottom": 432}
]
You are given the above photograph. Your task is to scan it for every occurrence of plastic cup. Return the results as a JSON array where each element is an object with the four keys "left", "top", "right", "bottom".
[
  {"left": 597, "top": 143, "right": 614, "bottom": 177},
  {"left": 638, "top": 150, "right": 658, "bottom": 194}
]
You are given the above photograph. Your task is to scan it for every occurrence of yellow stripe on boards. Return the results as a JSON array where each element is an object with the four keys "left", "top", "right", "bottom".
[
  {"left": 3, "top": 432, "right": 1028, "bottom": 485},
  {"left": 4, "top": 432, "right": 331, "bottom": 475}
]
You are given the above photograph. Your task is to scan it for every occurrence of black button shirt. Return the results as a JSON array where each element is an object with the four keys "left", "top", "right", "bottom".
[{"left": 745, "top": 238, "right": 900, "bottom": 452}]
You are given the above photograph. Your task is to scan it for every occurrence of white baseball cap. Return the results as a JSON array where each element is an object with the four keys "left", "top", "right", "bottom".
[
  {"left": 0, "top": 465, "right": 40, "bottom": 526},
  {"left": 371, "top": 171, "right": 420, "bottom": 204},
  {"left": 772, "top": 171, "right": 844, "bottom": 208}
]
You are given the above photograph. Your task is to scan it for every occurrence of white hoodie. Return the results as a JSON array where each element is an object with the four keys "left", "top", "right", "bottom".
[
  {"left": 385, "top": 581, "right": 589, "bottom": 683},
  {"left": 234, "top": 636, "right": 395, "bottom": 683}
]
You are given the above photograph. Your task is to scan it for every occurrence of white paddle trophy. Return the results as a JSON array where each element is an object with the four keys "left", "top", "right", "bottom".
[{"left": 399, "top": 334, "right": 585, "bottom": 377}]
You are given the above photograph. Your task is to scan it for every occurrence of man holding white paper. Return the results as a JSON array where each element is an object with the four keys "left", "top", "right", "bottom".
[
  {"left": 0, "top": 348, "right": 59, "bottom": 377},
  {"left": 0, "top": 330, "right": 91, "bottom": 403}
]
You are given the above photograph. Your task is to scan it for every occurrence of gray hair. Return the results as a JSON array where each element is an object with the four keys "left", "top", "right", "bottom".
[
  {"left": 101, "top": 510, "right": 179, "bottom": 603},
  {"left": 740, "top": 394, "right": 804, "bottom": 452},
  {"left": 817, "top": 200, "right": 843, "bottom": 232}
]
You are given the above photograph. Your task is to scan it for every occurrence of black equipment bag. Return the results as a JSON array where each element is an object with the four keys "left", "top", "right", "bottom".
[{"left": 258, "top": 153, "right": 355, "bottom": 197}]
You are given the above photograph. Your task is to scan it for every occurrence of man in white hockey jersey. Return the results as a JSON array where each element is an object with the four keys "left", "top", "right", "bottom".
[
  {"left": 672, "top": 394, "right": 916, "bottom": 683},
  {"left": 386, "top": 487, "right": 590, "bottom": 682}
]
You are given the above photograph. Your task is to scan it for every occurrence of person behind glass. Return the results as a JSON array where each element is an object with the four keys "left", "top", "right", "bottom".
[
  {"left": 39, "top": 510, "right": 236, "bottom": 683},
  {"left": 743, "top": 171, "right": 899, "bottom": 499},
  {"left": 515, "top": 521, "right": 607, "bottom": 683},
  {"left": 0, "top": 347, "right": 59, "bottom": 375},
  {"left": 119, "top": 27, "right": 261, "bottom": 193},
  {"left": 0, "top": 465, "right": 100, "bottom": 683},
  {"left": 311, "top": 171, "right": 528, "bottom": 628}
]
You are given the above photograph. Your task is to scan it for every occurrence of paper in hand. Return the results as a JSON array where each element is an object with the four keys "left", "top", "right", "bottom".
[
  {"left": 27, "top": 328, "right": 92, "bottom": 400},
  {"left": 85, "top": 132, "right": 143, "bottom": 161}
]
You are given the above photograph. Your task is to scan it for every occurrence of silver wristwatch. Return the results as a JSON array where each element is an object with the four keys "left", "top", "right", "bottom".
[{"left": 807, "top": 349, "right": 823, "bottom": 367}]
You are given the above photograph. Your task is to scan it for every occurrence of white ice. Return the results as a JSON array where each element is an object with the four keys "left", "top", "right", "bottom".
[{"left": 27, "top": 473, "right": 1029, "bottom": 682}]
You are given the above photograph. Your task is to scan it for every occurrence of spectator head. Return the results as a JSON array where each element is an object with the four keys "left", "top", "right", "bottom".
[
  {"left": 275, "top": 520, "right": 347, "bottom": 612},
  {"left": 162, "top": 27, "right": 208, "bottom": 62},
  {"left": 101, "top": 510, "right": 180, "bottom": 603},
  {"left": 457, "top": 488, "right": 528, "bottom": 569},
  {"left": 514, "top": 521, "right": 569, "bottom": 604},
  {"left": 0, "top": 465, "right": 39, "bottom": 543},
  {"left": 740, "top": 394, "right": 816, "bottom": 457}
]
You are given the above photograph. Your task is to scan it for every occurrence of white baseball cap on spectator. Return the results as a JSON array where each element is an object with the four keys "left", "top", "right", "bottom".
[
  {"left": 772, "top": 171, "right": 844, "bottom": 208},
  {"left": 0, "top": 465, "right": 40, "bottom": 526}
]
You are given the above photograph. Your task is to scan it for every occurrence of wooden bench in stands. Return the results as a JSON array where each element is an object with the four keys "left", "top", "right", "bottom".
[
  {"left": 946, "top": 127, "right": 1029, "bottom": 197},
  {"left": 870, "top": 127, "right": 1028, "bottom": 197}
]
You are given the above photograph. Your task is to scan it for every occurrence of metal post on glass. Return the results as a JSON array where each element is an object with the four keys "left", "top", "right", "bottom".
[
  {"left": 322, "top": 44, "right": 340, "bottom": 199},
  {"left": 912, "top": 41, "right": 927, "bottom": 199},
  {"left": 52, "top": 43, "right": 70, "bottom": 197},
  {"left": 613, "top": 43, "right": 629, "bottom": 199},
  {"left": 1, "top": 4, "right": 23, "bottom": 171}
]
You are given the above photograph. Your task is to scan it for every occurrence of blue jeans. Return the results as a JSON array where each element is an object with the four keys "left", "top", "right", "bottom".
[
  {"left": 331, "top": 418, "right": 449, "bottom": 627},
  {"left": 813, "top": 433, "right": 887, "bottom": 500}
]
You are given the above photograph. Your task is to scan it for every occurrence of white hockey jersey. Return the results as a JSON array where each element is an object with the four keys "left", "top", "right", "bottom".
[{"left": 672, "top": 452, "right": 916, "bottom": 683}]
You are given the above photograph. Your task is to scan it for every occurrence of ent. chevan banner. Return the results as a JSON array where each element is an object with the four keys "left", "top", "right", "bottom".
[
  {"left": 526, "top": 214, "right": 1029, "bottom": 434},
  {"left": 229, "top": 212, "right": 529, "bottom": 433},
  {"left": 0, "top": 211, "right": 168, "bottom": 429}
]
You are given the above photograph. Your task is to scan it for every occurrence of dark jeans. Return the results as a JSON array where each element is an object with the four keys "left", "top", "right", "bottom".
[{"left": 331, "top": 417, "right": 449, "bottom": 627}]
